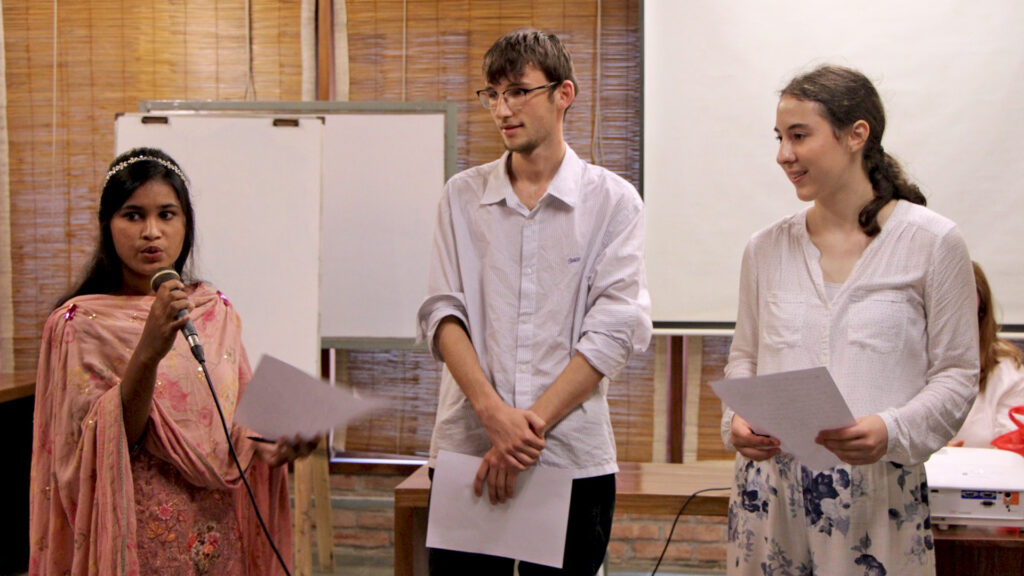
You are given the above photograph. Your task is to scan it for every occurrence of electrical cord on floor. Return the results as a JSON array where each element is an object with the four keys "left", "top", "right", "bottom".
[
  {"left": 650, "top": 486, "right": 731, "bottom": 576},
  {"left": 199, "top": 359, "right": 293, "bottom": 576}
]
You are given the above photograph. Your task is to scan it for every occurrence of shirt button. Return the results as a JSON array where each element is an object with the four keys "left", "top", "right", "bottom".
[
  {"left": 520, "top": 316, "right": 530, "bottom": 324},
  {"left": 519, "top": 365, "right": 528, "bottom": 373},
  {"left": 524, "top": 268, "right": 533, "bottom": 275}
]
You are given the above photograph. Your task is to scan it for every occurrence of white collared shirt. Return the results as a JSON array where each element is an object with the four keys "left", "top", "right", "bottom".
[
  {"left": 721, "top": 200, "right": 979, "bottom": 466},
  {"left": 418, "top": 146, "right": 652, "bottom": 478}
]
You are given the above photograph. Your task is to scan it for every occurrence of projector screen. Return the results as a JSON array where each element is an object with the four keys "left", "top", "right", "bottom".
[{"left": 644, "top": 0, "right": 1024, "bottom": 330}]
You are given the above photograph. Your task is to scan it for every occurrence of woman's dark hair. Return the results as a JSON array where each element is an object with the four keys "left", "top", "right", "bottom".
[
  {"left": 975, "top": 261, "right": 1023, "bottom": 392},
  {"left": 782, "top": 65, "right": 926, "bottom": 236},
  {"left": 56, "top": 147, "right": 196, "bottom": 307},
  {"left": 482, "top": 28, "right": 578, "bottom": 108}
]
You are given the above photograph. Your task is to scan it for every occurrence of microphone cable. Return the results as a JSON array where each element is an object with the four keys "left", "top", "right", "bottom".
[
  {"left": 197, "top": 356, "right": 293, "bottom": 576},
  {"left": 150, "top": 267, "right": 292, "bottom": 574},
  {"left": 650, "top": 486, "right": 731, "bottom": 576}
]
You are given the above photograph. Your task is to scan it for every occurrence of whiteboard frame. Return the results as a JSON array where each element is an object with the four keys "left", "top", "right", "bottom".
[{"left": 140, "top": 100, "right": 457, "bottom": 182}]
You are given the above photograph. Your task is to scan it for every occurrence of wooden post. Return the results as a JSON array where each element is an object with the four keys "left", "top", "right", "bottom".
[
  {"left": 684, "top": 335, "right": 704, "bottom": 462},
  {"left": 316, "top": 0, "right": 335, "bottom": 101},
  {"left": 293, "top": 458, "right": 314, "bottom": 576},
  {"left": 667, "top": 335, "right": 685, "bottom": 463},
  {"left": 302, "top": 1, "right": 337, "bottom": 571},
  {"left": 312, "top": 440, "right": 335, "bottom": 571},
  {"left": 314, "top": 349, "right": 336, "bottom": 571}
]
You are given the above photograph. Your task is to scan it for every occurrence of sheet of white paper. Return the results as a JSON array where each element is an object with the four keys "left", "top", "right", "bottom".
[
  {"left": 234, "top": 354, "right": 386, "bottom": 439},
  {"left": 710, "top": 367, "right": 857, "bottom": 470},
  {"left": 426, "top": 451, "right": 574, "bottom": 568}
]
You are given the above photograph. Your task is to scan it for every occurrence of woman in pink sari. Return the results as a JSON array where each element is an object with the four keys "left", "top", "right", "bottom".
[{"left": 29, "top": 148, "right": 313, "bottom": 575}]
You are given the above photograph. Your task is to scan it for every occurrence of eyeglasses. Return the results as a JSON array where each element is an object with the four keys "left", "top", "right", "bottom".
[{"left": 476, "top": 81, "right": 559, "bottom": 111}]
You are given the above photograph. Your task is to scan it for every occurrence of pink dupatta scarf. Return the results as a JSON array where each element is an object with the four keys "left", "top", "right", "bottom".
[{"left": 29, "top": 284, "right": 291, "bottom": 575}]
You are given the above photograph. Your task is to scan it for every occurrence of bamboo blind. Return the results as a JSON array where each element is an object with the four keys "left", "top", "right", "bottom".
[
  {"left": 698, "top": 336, "right": 734, "bottom": 460},
  {"left": 346, "top": 0, "right": 641, "bottom": 181},
  {"left": 0, "top": 2, "right": 12, "bottom": 372},
  {"left": 2, "top": 0, "right": 303, "bottom": 371}
]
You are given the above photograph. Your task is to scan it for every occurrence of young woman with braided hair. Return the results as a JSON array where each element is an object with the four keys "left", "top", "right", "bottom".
[{"left": 722, "top": 65, "right": 978, "bottom": 575}]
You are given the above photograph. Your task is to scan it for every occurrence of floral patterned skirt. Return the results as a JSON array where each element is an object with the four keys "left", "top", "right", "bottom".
[
  {"left": 133, "top": 451, "right": 246, "bottom": 575},
  {"left": 727, "top": 453, "right": 934, "bottom": 576}
]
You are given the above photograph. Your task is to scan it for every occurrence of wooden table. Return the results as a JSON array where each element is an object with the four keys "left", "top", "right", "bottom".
[
  {"left": 393, "top": 459, "right": 1024, "bottom": 576},
  {"left": 0, "top": 371, "right": 35, "bottom": 574},
  {"left": 0, "top": 370, "right": 35, "bottom": 403},
  {"left": 393, "top": 461, "right": 734, "bottom": 576},
  {"left": 934, "top": 525, "right": 1024, "bottom": 575}
]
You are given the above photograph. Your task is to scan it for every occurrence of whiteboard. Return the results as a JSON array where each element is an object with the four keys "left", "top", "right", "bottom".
[
  {"left": 117, "top": 103, "right": 451, "bottom": 362},
  {"left": 319, "top": 113, "right": 446, "bottom": 339},
  {"left": 644, "top": 0, "right": 1024, "bottom": 329},
  {"left": 116, "top": 114, "right": 323, "bottom": 374}
]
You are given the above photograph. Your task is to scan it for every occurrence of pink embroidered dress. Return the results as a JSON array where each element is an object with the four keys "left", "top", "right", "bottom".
[{"left": 29, "top": 284, "right": 292, "bottom": 576}]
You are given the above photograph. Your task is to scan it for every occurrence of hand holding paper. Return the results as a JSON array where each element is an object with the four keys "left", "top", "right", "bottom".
[
  {"left": 427, "top": 450, "right": 573, "bottom": 568},
  {"left": 815, "top": 413, "right": 889, "bottom": 465},
  {"left": 730, "top": 413, "right": 781, "bottom": 461},
  {"left": 234, "top": 354, "right": 386, "bottom": 440},
  {"left": 252, "top": 434, "right": 323, "bottom": 467},
  {"left": 710, "top": 367, "right": 857, "bottom": 470}
]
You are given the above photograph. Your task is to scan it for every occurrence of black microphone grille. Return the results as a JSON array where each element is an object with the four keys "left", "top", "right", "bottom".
[{"left": 150, "top": 267, "right": 181, "bottom": 292}]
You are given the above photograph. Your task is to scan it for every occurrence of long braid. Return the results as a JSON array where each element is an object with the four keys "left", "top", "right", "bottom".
[{"left": 859, "top": 145, "right": 926, "bottom": 236}]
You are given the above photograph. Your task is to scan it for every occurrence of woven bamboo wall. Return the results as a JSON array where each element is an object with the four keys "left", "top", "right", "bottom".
[
  {"left": 3, "top": 0, "right": 304, "bottom": 371},
  {"left": 346, "top": 0, "right": 641, "bottom": 181},
  {"left": 698, "top": 336, "right": 733, "bottom": 460},
  {"left": 4, "top": 0, "right": 641, "bottom": 368}
]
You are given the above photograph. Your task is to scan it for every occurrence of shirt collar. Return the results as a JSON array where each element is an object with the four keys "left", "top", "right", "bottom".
[{"left": 480, "top": 145, "right": 583, "bottom": 208}]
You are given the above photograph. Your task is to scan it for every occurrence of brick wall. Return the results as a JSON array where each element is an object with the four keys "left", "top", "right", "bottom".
[
  {"left": 319, "top": 469, "right": 407, "bottom": 568},
  {"left": 608, "top": 513, "right": 727, "bottom": 573}
]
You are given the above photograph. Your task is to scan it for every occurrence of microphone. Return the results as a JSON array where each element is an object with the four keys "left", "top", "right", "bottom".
[{"left": 150, "top": 268, "right": 206, "bottom": 363}]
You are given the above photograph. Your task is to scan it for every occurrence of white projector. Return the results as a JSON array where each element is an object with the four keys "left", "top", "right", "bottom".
[{"left": 925, "top": 446, "right": 1024, "bottom": 528}]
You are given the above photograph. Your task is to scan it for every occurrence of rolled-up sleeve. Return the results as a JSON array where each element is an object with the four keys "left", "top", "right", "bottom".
[
  {"left": 577, "top": 194, "right": 653, "bottom": 381},
  {"left": 416, "top": 190, "right": 469, "bottom": 361}
]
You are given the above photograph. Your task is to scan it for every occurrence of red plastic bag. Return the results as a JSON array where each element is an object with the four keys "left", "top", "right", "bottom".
[{"left": 991, "top": 405, "right": 1024, "bottom": 456}]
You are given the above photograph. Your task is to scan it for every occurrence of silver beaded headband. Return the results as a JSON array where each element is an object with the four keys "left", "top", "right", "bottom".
[{"left": 103, "top": 156, "right": 188, "bottom": 188}]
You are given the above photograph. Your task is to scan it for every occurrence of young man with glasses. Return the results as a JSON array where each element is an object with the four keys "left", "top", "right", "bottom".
[{"left": 417, "top": 28, "right": 652, "bottom": 575}]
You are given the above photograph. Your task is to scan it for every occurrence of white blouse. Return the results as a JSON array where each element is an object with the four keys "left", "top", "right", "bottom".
[
  {"left": 722, "top": 201, "right": 979, "bottom": 465},
  {"left": 953, "top": 356, "right": 1024, "bottom": 447}
]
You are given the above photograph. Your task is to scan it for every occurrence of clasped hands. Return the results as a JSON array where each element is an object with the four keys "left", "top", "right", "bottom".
[
  {"left": 730, "top": 413, "right": 888, "bottom": 466},
  {"left": 474, "top": 402, "right": 547, "bottom": 505}
]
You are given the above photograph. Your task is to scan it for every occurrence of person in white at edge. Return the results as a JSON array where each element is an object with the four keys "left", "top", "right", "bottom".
[
  {"left": 722, "top": 65, "right": 978, "bottom": 575},
  {"left": 951, "top": 261, "right": 1024, "bottom": 448},
  {"left": 416, "top": 28, "right": 651, "bottom": 575}
]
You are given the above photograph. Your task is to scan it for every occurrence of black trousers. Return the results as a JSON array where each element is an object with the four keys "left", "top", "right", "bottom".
[{"left": 427, "top": 470, "right": 616, "bottom": 575}]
